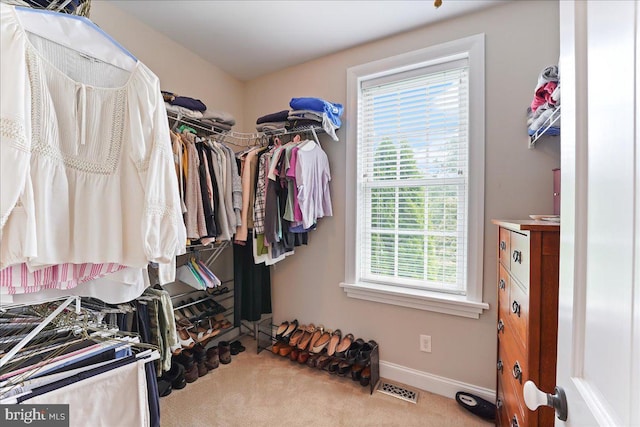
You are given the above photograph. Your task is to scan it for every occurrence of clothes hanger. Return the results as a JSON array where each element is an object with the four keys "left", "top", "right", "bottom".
[{"left": 11, "top": 4, "right": 138, "bottom": 71}]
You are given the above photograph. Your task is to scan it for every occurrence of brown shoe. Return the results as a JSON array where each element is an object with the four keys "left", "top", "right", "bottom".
[
  {"left": 272, "top": 341, "right": 286, "bottom": 355},
  {"left": 311, "top": 331, "right": 331, "bottom": 354},
  {"left": 351, "top": 363, "right": 364, "bottom": 381},
  {"left": 326, "top": 329, "right": 342, "bottom": 357},
  {"left": 219, "top": 341, "right": 231, "bottom": 364},
  {"left": 205, "top": 346, "right": 219, "bottom": 370},
  {"left": 288, "top": 325, "right": 306, "bottom": 347},
  {"left": 279, "top": 344, "right": 293, "bottom": 357},
  {"left": 334, "top": 333, "right": 354, "bottom": 358},
  {"left": 297, "top": 351, "right": 310, "bottom": 364},
  {"left": 197, "top": 361, "right": 209, "bottom": 377},
  {"left": 289, "top": 348, "right": 300, "bottom": 361},
  {"left": 316, "top": 354, "right": 332, "bottom": 370},
  {"left": 306, "top": 353, "right": 321, "bottom": 368},
  {"left": 307, "top": 326, "right": 324, "bottom": 351},
  {"left": 360, "top": 366, "right": 371, "bottom": 387},
  {"left": 184, "top": 362, "right": 199, "bottom": 383},
  {"left": 297, "top": 324, "right": 316, "bottom": 351}
]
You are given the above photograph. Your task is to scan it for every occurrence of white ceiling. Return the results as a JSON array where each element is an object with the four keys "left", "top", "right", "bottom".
[{"left": 108, "top": 0, "right": 506, "bottom": 81}]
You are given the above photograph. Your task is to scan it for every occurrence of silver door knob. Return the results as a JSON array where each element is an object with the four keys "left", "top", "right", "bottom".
[{"left": 523, "top": 380, "right": 568, "bottom": 421}]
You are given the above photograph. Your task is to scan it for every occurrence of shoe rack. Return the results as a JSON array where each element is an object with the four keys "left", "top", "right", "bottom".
[
  {"left": 150, "top": 243, "right": 241, "bottom": 348},
  {"left": 257, "top": 318, "right": 380, "bottom": 395}
]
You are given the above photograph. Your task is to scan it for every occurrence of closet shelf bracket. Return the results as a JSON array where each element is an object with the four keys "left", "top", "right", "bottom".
[{"left": 529, "top": 105, "right": 561, "bottom": 149}]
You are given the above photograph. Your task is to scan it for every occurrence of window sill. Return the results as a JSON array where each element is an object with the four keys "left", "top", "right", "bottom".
[{"left": 339, "top": 282, "right": 489, "bottom": 319}]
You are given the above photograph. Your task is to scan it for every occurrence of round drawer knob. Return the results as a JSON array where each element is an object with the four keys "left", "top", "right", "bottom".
[
  {"left": 511, "top": 415, "right": 519, "bottom": 427},
  {"left": 497, "top": 359, "right": 503, "bottom": 372},
  {"left": 499, "top": 279, "right": 506, "bottom": 290},
  {"left": 500, "top": 241, "right": 507, "bottom": 251},
  {"left": 497, "top": 319, "right": 505, "bottom": 333}
]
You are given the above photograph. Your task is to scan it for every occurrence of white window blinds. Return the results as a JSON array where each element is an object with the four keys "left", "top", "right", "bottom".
[{"left": 357, "top": 58, "right": 469, "bottom": 294}]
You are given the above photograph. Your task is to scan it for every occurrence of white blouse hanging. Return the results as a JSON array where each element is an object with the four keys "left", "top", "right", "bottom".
[{"left": 0, "top": 4, "right": 186, "bottom": 290}]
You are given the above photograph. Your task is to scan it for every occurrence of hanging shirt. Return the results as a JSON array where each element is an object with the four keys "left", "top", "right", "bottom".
[
  {"left": 295, "top": 141, "right": 333, "bottom": 229},
  {"left": 0, "top": 5, "right": 186, "bottom": 282}
]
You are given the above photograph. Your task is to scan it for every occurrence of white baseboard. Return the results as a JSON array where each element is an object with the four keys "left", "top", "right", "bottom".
[{"left": 379, "top": 360, "right": 495, "bottom": 403}]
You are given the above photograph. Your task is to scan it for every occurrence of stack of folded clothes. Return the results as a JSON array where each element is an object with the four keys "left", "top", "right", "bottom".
[
  {"left": 527, "top": 65, "right": 560, "bottom": 137},
  {"left": 289, "top": 97, "right": 343, "bottom": 141},
  {"left": 163, "top": 90, "right": 236, "bottom": 132},
  {"left": 255, "top": 110, "right": 289, "bottom": 132},
  {"left": 255, "top": 97, "right": 344, "bottom": 141}
]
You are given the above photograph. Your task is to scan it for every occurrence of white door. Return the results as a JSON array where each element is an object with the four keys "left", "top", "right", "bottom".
[{"left": 554, "top": 1, "right": 640, "bottom": 426}]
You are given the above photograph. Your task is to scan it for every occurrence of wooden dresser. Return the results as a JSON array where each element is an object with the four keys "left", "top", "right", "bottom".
[{"left": 491, "top": 220, "right": 560, "bottom": 427}]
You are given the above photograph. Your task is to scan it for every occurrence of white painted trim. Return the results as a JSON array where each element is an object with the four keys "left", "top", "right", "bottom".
[
  {"left": 379, "top": 360, "right": 495, "bottom": 403},
  {"left": 340, "top": 282, "right": 489, "bottom": 319},
  {"left": 344, "top": 34, "right": 486, "bottom": 309},
  {"left": 573, "top": 378, "right": 622, "bottom": 427}
]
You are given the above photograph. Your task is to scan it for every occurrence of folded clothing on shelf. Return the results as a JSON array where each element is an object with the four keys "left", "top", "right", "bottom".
[
  {"left": 256, "top": 110, "right": 290, "bottom": 124},
  {"left": 201, "top": 120, "right": 233, "bottom": 132},
  {"left": 289, "top": 97, "right": 343, "bottom": 128},
  {"left": 256, "top": 122, "right": 287, "bottom": 132},
  {"left": 166, "top": 103, "right": 203, "bottom": 119},
  {"left": 287, "top": 109, "right": 323, "bottom": 122},
  {"left": 171, "top": 96, "right": 207, "bottom": 112},
  {"left": 289, "top": 97, "right": 343, "bottom": 141},
  {"left": 202, "top": 109, "right": 236, "bottom": 126}
]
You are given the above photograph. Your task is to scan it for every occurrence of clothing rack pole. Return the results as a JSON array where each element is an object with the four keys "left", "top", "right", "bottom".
[{"left": 0, "top": 296, "right": 80, "bottom": 368}]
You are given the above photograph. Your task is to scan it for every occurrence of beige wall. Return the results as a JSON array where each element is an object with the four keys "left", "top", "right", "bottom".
[
  {"left": 91, "top": 0, "right": 560, "bottom": 393},
  {"left": 91, "top": 1, "right": 245, "bottom": 132},
  {"left": 244, "top": 0, "right": 560, "bottom": 392}
]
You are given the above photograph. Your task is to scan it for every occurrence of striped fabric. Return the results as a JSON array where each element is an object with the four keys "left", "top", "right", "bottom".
[{"left": 0, "top": 263, "right": 127, "bottom": 295}]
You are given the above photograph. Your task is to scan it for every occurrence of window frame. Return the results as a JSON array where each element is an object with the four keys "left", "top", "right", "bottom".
[{"left": 341, "top": 34, "right": 488, "bottom": 319}]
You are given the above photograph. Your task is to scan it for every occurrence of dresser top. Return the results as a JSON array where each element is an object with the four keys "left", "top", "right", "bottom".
[{"left": 491, "top": 219, "right": 560, "bottom": 232}]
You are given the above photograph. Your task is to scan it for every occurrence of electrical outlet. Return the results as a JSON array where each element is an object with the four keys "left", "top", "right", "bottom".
[{"left": 420, "top": 335, "right": 432, "bottom": 353}]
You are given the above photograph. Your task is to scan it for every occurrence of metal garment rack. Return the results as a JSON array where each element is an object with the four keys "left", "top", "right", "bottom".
[{"left": 0, "top": 296, "right": 81, "bottom": 368}]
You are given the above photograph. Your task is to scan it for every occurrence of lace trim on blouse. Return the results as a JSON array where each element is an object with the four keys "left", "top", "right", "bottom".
[{"left": 26, "top": 46, "right": 126, "bottom": 175}]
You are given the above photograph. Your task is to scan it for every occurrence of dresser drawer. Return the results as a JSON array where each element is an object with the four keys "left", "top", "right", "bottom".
[
  {"left": 497, "top": 264, "right": 510, "bottom": 337},
  {"left": 509, "top": 279, "right": 529, "bottom": 350},
  {"left": 510, "top": 231, "right": 530, "bottom": 289},
  {"left": 499, "top": 227, "right": 511, "bottom": 268},
  {"left": 499, "top": 337, "right": 529, "bottom": 427},
  {"left": 492, "top": 219, "right": 559, "bottom": 427},
  {"left": 500, "top": 380, "right": 525, "bottom": 427}
]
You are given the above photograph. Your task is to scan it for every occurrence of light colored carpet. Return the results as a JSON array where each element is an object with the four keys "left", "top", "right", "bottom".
[{"left": 160, "top": 336, "right": 492, "bottom": 427}]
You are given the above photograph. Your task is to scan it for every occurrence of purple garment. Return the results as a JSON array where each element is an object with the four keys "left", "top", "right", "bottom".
[{"left": 170, "top": 96, "right": 207, "bottom": 112}]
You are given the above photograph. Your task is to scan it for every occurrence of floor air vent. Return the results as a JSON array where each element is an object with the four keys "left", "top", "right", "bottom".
[{"left": 376, "top": 380, "right": 419, "bottom": 404}]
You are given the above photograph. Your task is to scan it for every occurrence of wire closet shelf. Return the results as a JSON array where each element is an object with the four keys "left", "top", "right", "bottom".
[{"left": 167, "top": 112, "right": 326, "bottom": 148}]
